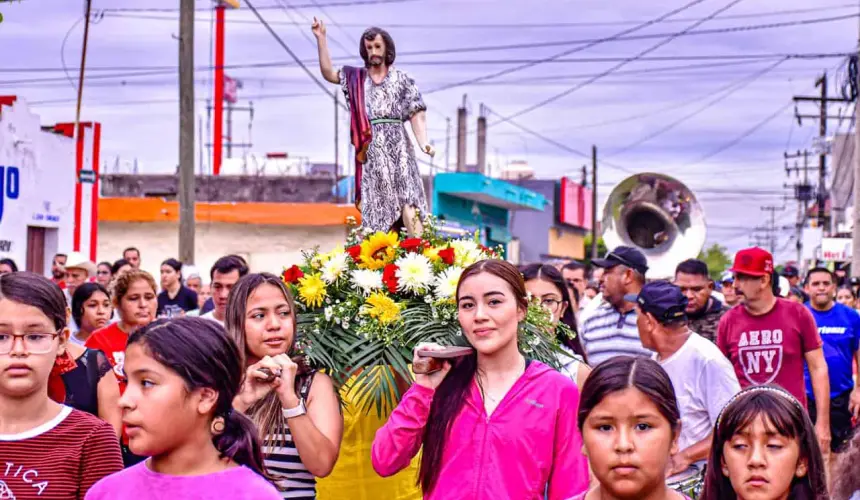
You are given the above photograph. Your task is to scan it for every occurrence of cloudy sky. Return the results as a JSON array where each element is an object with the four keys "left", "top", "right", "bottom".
[{"left": 1, "top": 0, "right": 857, "bottom": 261}]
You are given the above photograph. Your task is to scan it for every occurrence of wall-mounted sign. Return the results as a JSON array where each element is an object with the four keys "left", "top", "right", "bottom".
[
  {"left": 0, "top": 240, "right": 11, "bottom": 252},
  {"left": 558, "top": 177, "right": 593, "bottom": 230},
  {"left": 79, "top": 169, "right": 96, "bottom": 184},
  {"left": 821, "top": 237, "right": 852, "bottom": 261},
  {"left": 0, "top": 165, "right": 20, "bottom": 225}
]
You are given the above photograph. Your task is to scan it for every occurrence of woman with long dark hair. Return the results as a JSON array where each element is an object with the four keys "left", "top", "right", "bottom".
[
  {"left": 520, "top": 263, "right": 590, "bottom": 388},
  {"left": 832, "top": 429, "right": 860, "bottom": 499},
  {"left": 86, "top": 318, "right": 282, "bottom": 499},
  {"left": 228, "top": 273, "right": 343, "bottom": 499},
  {"left": 0, "top": 272, "right": 123, "bottom": 498},
  {"left": 372, "top": 260, "right": 589, "bottom": 499},
  {"left": 51, "top": 283, "right": 123, "bottom": 436},
  {"left": 700, "top": 385, "right": 828, "bottom": 500}
]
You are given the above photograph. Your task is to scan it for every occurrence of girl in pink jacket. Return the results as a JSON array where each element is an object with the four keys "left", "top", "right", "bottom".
[{"left": 371, "top": 260, "right": 590, "bottom": 499}]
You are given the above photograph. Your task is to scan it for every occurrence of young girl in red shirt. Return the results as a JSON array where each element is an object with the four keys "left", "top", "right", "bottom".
[
  {"left": 86, "top": 269, "right": 158, "bottom": 465},
  {"left": 0, "top": 272, "right": 123, "bottom": 499}
]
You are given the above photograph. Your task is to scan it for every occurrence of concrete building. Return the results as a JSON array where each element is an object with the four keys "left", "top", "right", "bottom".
[
  {"left": 97, "top": 197, "right": 357, "bottom": 280},
  {"left": 0, "top": 96, "right": 99, "bottom": 274},
  {"left": 509, "top": 177, "right": 592, "bottom": 263}
]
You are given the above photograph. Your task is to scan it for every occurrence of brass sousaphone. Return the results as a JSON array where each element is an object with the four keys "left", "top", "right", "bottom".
[{"left": 601, "top": 173, "right": 706, "bottom": 279}]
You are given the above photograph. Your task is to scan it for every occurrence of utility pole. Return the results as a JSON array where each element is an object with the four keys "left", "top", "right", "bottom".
[
  {"left": 178, "top": 0, "right": 196, "bottom": 264},
  {"left": 445, "top": 117, "right": 451, "bottom": 172},
  {"left": 785, "top": 150, "right": 815, "bottom": 267},
  {"left": 73, "top": 0, "right": 93, "bottom": 149},
  {"left": 591, "top": 145, "right": 598, "bottom": 260},
  {"left": 334, "top": 92, "right": 339, "bottom": 177},
  {"left": 853, "top": 6, "right": 860, "bottom": 277},
  {"left": 476, "top": 104, "right": 487, "bottom": 175},
  {"left": 817, "top": 74, "right": 828, "bottom": 234},
  {"left": 761, "top": 205, "right": 786, "bottom": 255},
  {"left": 456, "top": 95, "right": 467, "bottom": 172},
  {"left": 581, "top": 165, "right": 587, "bottom": 187}
]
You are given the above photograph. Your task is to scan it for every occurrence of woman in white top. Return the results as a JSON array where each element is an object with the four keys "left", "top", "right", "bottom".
[{"left": 520, "top": 264, "right": 591, "bottom": 388}]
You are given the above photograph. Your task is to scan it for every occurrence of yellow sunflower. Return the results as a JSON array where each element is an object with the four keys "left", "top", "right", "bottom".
[
  {"left": 297, "top": 273, "right": 327, "bottom": 309},
  {"left": 358, "top": 231, "right": 399, "bottom": 270},
  {"left": 362, "top": 292, "right": 402, "bottom": 325}
]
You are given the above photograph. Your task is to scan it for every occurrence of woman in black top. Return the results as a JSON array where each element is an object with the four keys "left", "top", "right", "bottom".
[
  {"left": 157, "top": 258, "right": 199, "bottom": 318},
  {"left": 54, "top": 283, "right": 123, "bottom": 436}
]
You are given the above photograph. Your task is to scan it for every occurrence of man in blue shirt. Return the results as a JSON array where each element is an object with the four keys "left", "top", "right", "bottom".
[{"left": 805, "top": 267, "right": 860, "bottom": 453}]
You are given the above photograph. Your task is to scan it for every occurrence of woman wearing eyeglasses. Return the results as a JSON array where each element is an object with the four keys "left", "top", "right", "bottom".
[
  {"left": 520, "top": 264, "right": 591, "bottom": 388},
  {"left": 0, "top": 272, "right": 123, "bottom": 499}
]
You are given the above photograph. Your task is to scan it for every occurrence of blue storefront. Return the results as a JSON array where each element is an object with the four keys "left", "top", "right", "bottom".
[{"left": 432, "top": 173, "right": 547, "bottom": 259}]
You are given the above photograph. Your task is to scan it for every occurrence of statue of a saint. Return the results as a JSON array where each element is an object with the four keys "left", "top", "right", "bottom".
[{"left": 313, "top": 18, "right": 434, "bottom": 236}]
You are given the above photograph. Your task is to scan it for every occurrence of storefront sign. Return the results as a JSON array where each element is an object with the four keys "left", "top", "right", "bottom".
[
  {"left": 0, "top": 165, "right": 20, "bottom": 224},
  {"left": 821, "top": 237, "right": 852, "bottom": 261},
  {"left": 0, "top": 240, "right": 11, "bottom": 252},
  {"left": 558, "top": 177, "right": 593, "bottom": 230}
]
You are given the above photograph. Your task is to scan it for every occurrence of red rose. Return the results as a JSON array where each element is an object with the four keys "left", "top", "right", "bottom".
[
  {"left": 382, "top": 264, "right": 399, "bottom": 294},
  {"left": 282, "top": 265, "right": 304, "bottom": 284},
  {"left": 399, "top": 238, "right": 426, "bottom": 253},
  {"left": 439, "top": 247, "right": 456, "bottom": 265},
  {"left": 346, "top": 244, "right": 362, "bottom": 262},
  {"left": 480, "top": 245, "right": 496, "bottom": 256}
]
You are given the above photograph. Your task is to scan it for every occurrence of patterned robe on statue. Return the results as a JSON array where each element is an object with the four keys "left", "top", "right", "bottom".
[{"left": 339, "top": 66, "right": 428, "bottom": 232}]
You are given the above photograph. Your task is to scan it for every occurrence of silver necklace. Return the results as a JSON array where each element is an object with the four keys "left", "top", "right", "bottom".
[{"left": 479, "top": 357, "right": 526, "bottom": 405}]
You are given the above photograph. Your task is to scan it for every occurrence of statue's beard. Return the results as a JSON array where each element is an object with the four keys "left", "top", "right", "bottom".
[{"left": 369, "top": 55, "right": 384, "bottom": 67}]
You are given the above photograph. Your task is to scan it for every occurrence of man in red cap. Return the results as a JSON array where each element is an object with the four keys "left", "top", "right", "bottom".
[{"left": 717, "top": 247, "right": 832, "bottom": 454}]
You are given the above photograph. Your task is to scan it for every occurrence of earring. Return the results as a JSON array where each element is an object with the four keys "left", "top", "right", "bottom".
[{"left": 211, "top": 416, "right": 226, "bottom": 435}]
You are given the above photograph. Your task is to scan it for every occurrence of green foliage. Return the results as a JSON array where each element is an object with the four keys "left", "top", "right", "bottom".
[
  {"left": 582, "top": 234, "right": 608, "bottom": 266},
  {"left": 697, "top": 244, "right": 732, "bottom": 281}
]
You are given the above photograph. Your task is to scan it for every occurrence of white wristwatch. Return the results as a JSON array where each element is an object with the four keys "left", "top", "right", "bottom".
[{"left": 282, "top": 399, "right": 307, "bottom": 419}]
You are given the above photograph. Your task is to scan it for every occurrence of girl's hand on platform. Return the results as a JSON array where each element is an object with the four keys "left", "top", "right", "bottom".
[
  {"left": 312, "top": 17, "right": 326, "bottom": 39},
  {"left": 413, "top": 342, "right": 451, "bottom": 390}
]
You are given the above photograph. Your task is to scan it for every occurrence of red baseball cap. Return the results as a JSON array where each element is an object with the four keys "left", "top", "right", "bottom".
[{"left": 730, "top": 247, "right": 774, "bottom": 277}]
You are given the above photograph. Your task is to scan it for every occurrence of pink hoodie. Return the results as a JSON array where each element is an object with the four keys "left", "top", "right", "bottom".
[{"left": 371, "top": 360, "right": 589, "bottom": 500}]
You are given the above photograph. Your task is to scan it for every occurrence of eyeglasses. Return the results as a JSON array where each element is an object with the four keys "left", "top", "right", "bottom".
[
  {"left": 0, "top": 331, "right": 62, "bottom": 355},
  {"left": 540, "top": 298, "right": 564, "bottom": 312}
]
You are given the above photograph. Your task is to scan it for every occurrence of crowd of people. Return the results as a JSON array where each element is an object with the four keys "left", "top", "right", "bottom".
[{"left": 0, "top": 243, "right": 858, "bottom": 499}]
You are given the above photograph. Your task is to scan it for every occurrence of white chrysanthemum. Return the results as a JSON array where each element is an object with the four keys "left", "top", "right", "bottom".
[
  {"left": 395, "top": 253, "right": 434, "bottom": 294},
  {"left": 434, "top": 266, "right": 464, "bottom": 299},
  {"left": 321, "top": 252, "right": 350, "bottom": 284},
  {"left": 450, "top": 239, "right": 484, "bottom": 267},
  {"left": 351, "top": 269, "right": 383, "bottom": 295}
]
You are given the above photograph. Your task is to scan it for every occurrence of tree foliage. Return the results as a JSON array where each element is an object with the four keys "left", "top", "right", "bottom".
[
  {"left": 697, "top": 244, "right": 732, "bottom": 281},
  {"left": 582, "top": 234, "right": 608, "bottom": 267}
]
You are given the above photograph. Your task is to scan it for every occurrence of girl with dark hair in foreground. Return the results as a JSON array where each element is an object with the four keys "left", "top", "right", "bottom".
[
  {"left": 572, "top": 356, "right": 689, "bottom": 500},
  {"left": 700, "top": 385, "right": 828, "bottom": 500},
  {"left": 372, "top": 260, "right": 589, "bottom": 499},
  {"left": 86, "top": 317, "right": 281, "bottom": 499}
]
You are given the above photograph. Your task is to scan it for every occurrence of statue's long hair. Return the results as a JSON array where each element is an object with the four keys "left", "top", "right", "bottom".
[{"left": 360, "top": 27, "right": 395, "bottom": 67}]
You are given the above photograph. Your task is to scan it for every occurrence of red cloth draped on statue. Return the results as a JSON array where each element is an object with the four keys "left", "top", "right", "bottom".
[{"left": 343, "top": 66, "right": 372, "bottom": 207}]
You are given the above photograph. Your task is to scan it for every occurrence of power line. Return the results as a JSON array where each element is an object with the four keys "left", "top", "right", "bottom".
[
  {"left": 488, "top": 0, "right": 750, "bottom": 128},
  {"left": 608, "top": 58, "right": 788, "bottom": 157},
  {"left": 243, "top": 0, "right": 341, "bottom": 103},
  {"left": 102, "top": 0, "right": 418, "bottom": 13},
  {"left": 2, "top": 52, "right": 845, "bottom": 76},
  {"left": 100, "top": 3, "right": 858, "bottom": 28},
  {"left": 425, "top": 0, "right": 709, "bottom": 93}
]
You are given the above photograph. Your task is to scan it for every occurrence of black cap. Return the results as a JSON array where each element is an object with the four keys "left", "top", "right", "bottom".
[
  {"left": 592, "top": 246, "right": 649, "bottom": 275},
  {"left": 624, "top": 281, "right": 688, "bottom": 323},
  {"left": 781, "top": 265, "right": 799, "bottom": 278}
]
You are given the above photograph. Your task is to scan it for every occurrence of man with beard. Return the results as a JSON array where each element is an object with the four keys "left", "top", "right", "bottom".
[
  {"left": 51, "top": 252, "right": 67, "bottom": 288},
  {"left": 579, "top": 246, "right": 652, "bottom": 365},
  {"left": 717, "top": 247, "right": 832, "bottom": 454},
  {"left": 804, "top": 267, "right": 860, "bottom": 456},
  {"left": 674, "top": 259, "right": 726, "bottom": 343},
  {"left": 312, "top": 19, "right": 434, "bottom": 237}
]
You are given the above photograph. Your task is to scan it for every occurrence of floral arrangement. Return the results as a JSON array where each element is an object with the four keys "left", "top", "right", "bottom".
[{"left": 282, "top": 216, "right": 571, "bottom": 416}]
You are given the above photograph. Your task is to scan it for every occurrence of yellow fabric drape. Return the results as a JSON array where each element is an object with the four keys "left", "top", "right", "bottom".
[{"left": 317, "top": 373, "right": 423, "bottom": 500}]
